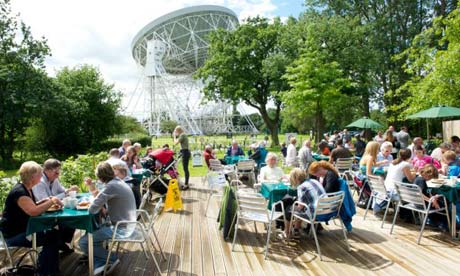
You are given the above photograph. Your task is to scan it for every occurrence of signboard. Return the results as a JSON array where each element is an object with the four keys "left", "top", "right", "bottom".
[
  {"left": 192, "top": 150, "right": 203, "bottom": 167},
  {"left": 164, "top": 179, "right": 183, "bottom": 212}
]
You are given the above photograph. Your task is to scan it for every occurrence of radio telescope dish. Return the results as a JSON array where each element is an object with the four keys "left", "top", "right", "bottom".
[{"left": 128, "top": 5, "right": 257, "bottom": 136}]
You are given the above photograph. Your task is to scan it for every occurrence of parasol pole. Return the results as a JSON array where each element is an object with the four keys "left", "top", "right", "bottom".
[{"left": 426, "top": 119, "right": 430, "bottom": 140}]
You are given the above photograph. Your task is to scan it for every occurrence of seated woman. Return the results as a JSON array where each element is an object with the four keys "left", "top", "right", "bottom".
[
  {"left": 384, "top": 149, "right": 416, "bottom": 193},
  {"left": 359, "top": 141, "right": 380, "bottom": 176},
  {"left": 414, "top": 164, "right": 447, "bottom": 230},
  {"left": 283, "top": 168, "right": 325, "bottom": 237},
  {"left": 121, "top": 145, "right": 142, "bottom": 172},
  {"left": 258, "top": 152, "right": 284, "bottom": 182},
  {"left": 0, "top": 161, "right": 63, "bottom": 275},
  {"left": 412, "top": 145, "right": 441, "bottom": 172},
  {"left": 308, "top": 161, "right": 340, "bottom": 193},
  {"left": 376, "top": 141, "right": 394, "bottom": 169}
]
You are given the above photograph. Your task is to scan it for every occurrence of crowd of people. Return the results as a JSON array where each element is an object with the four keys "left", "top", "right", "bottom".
[
  {"left": 2, "top": 125, "right": 460, "bottom": 275},
  {"left": 0, "top": 125, "right": 191, "bottom": 276}
]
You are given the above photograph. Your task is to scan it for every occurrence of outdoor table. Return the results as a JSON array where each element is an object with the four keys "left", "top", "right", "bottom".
[
  {"left": 312, "top": 153, "right": 329, "bottom": 161},
  {"left": 27, "top": 200, "right": 97, "bottom": 276},
  {"left": 428, "top": 180, "right": 460, "bottom": 239},
  {"left": 224, "top": 155, "right": 248, "bottom": 165},
  {"left": 260, "top": 182, "right": 297, "bottom": 210}
]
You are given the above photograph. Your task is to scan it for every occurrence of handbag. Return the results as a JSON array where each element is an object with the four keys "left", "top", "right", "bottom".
[{"left": 0, "top": 249, "right": 38, "bottom": 276}]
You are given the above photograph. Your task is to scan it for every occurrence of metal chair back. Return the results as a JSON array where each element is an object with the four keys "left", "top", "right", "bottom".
[
  {"left": 394, "top": 181, "right": 427, "bottom": 212},
  {"left": 367, "top": 175, "right": 388, "bottom": 198},
  {"left": 312, "top": 191, "right": 344, "bottom": 220},
  {"left": 335, "top": 158, "right": 353, "bottom": 173}
]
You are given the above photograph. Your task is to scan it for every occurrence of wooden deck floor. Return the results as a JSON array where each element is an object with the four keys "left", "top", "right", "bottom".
[{"left": 3, "top": 176, "right": 460, "bottom": 275}]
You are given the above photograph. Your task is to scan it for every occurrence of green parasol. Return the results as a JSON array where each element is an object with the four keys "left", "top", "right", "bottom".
[{"left": 346, "top": 117, "right": 383, "bottom": 130}]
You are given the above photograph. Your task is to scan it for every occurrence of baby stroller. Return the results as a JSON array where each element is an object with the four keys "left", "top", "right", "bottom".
[{"left": 140, "top": 148, "right": 182, "bottom": 207}]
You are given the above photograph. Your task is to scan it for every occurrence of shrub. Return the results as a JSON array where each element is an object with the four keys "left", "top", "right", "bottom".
[
  {"left": 60, "top": 152, "right": 108, "bottom": 192},
  {"left": 94, "top": 134, "right": 152, "bottom": 153},
  {"left": 0, "top": 173, "right": 19, "bottom": 212}
]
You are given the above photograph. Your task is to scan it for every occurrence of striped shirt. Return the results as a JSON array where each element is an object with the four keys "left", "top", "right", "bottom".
[{"left": 297, "top": 179, "right": 326, "bottom": 219}]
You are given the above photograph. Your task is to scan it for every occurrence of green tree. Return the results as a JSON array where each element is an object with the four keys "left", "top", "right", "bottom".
[
  {"left": 0, "top": 0, "right": 51, "bottom": 162},
  {"left": 396, "top": 9, "right": 460, "bottom": 118},
  {"left": 160, "top": 119, "right": 178, "bottom": 134},
  {"left": 116, "top": 115, "right": 148, "bottom": 135},
  {"left": 196, "top": 17, "right": 298, "bottom": 146},
  {"left": 283, "top": 48, "right": 350, "bottom": 142},
  {"left": 304, "top": 0, "right": 458, "bottom": 122},
  {"left": 40, "top": 65, "right": 121, "bottom": 155}
]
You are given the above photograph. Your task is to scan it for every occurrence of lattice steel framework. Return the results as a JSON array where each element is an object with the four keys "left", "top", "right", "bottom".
[{"left": 128, "top": 5, "right": 257, "bottom": 136}]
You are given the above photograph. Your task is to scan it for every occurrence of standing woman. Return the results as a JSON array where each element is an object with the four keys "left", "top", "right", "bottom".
[{"left": 174, "top": 125, "right": 191, "bottom": 190}]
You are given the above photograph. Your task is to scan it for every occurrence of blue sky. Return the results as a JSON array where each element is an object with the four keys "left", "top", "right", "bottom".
[{"left": 273, "top": 0, "right": 305, "bottom": 17}]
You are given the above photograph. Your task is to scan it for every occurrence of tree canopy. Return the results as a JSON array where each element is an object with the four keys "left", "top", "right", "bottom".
[{"left": 196, "top": 16, "right": 299, "bottom": 146}]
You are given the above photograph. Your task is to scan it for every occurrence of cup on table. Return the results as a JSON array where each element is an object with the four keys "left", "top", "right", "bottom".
[
  {"left": 451, "top": 176, "right": 458, "bottom": 185},
  {"left": 69, "top": 190, "right": 77, "bottom": 198}
]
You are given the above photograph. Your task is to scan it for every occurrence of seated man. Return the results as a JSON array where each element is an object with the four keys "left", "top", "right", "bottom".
[
  {"left": 226, "top": 140, "right": 245, "bottom": 157},
  {"left": 80, "top": 162, "right": 136, "bottom": 274},
  {"left": 329, "top": 139, "right": 352, "bottom": 164},
  {"left": 32, "top": 158, "right": 78, "bottom": 253},
  {"left": 203, "top": 144, "right": 216, "bottom": 168}
]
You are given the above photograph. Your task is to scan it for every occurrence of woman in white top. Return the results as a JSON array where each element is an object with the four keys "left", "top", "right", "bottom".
[
  {"left": 259, "top": 152, "right": 284, "bottom": 182},
  {"left": 384, "top": 149, "right": 416, "bottom": 193},
  {"left": 286, "top": 137, "right": 298, "bottom": 167}
]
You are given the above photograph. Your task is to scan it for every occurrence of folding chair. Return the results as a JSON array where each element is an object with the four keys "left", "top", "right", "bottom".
[
  {"left": 288, "top": 191, "right": 350, "bottom": 261},
  {"left": 335, "top": 158, "right": 354, "bottom": 193},
  {"left": 136, "top": 198, "right": 166, "bottom": 261},
  {"left": 364, "top": 175, "right": 395, "bottom": 228},
  {"left": 236, "top": 160, "right": 256, "bottom": 188},
  {"left": 0, "top": 230, "right": 13, "bottom": 268},
  {"left": 390, "top": 181, "right": 451, "bottom": 244},
  {"left": 205, "top": 171, "right": 227, "bottom": 217},
  {"left": 103, "top": 220, "right": 162, "bottom": 275},
  {"left": 231, "top": 191, "right": 285, "bottom": 259}
]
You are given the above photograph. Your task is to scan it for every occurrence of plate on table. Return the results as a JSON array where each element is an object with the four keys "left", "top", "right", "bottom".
[
  {"left": 47, "top": 204, "right": 63, "bottom": 212},
  {"left": 76, "top": 201, "right": 90, "bottom": 210},
  {"left": 427, "top": 179, "right": 445, "bottom": 188}
]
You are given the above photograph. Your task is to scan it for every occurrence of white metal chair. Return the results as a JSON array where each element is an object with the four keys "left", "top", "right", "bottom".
[
  {"left": 288, "top": 191, "right": 349, "bottom": 261},
  {"left": 0, "top": 230, "right": 13, "bottom": 268},
  {"left": 363, "top": 175, "right": 395, "bottom": 228},
  {"left": 236, "top": 160, "right": 256, "bottom": 188},
  {"left": 390, "top": 181, "right": 451, "bottom": 244},
  {"left": 136, "top": 198, "right": 166, "bottom": 261},
  {"left": 335, "top": 158, "right": 354, "bottom": 192},
  {"left": 231, "top": 191, "right": 285, "bottom": 259},
  {"left": 205, "top": 171, "right": 227, "bottom": 217},
  {"left": 103, "top": 207, "right": 164, "bottom": 275}
]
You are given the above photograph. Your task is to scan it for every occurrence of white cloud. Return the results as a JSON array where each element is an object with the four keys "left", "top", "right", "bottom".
[{"left": 10, "top": 0, "right": 280, "bottom": 115}]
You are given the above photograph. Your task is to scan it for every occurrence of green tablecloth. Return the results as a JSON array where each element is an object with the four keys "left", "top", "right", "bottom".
[
  {"left": 224, "top": 156, "right": 248, "bottom": 165},
  {"left": 430, "top": 184, "right": 460, "bottom": 204},
  {"left": 260, "top": 182, "right": 297, "bottom": 210},
  {"left": 27, "top": 207, "right": 97, "bottom": 235},
  {"left": 312, "top": 154, "right": 330, "bottom": 161}
]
